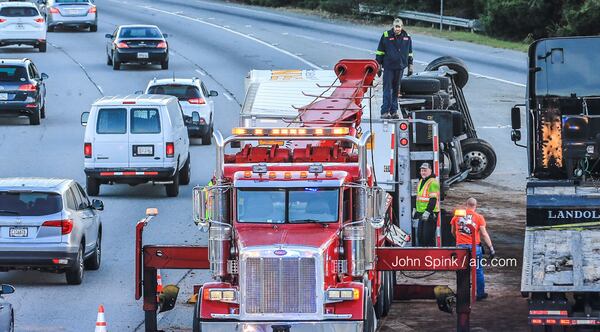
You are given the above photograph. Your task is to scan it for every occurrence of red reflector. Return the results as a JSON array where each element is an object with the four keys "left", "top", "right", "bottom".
[
  {"left": 400, "top": 138, "right": 408, "bottom": 146},
  {"left": 166, "top": 142, "right": 174, "bottom": 157},
  {"left": 0, "top": 19, "right": 5, "bottom": 23},
  {"left": 546, "top": 319, "right": 557, "bottom": 325},
  {"left": 88, "top": 6, "right": 97, "bottom": 13},
  {"left": 34, "top": 18, "right": 44, "bottom": 23},
  {"left": 116, "top": 42, "right": 129, "bottom": 49},
  {"left": 156, "top": 41, "right": 167, "bottom": 49},
  {"left": 560, "top": 319, "right": 571, "bottom": 325},
  {"left": 49, "top": 7, "right": 60, "bottom": 14},
  {"left": 43, "top": 219, "right": 73, "bottom": 235},
  {"left": 146, "top": 172, "right": 158, "bottom": 175},
  {"left": 99, "top": 172, "right": 113, "bottom": 176},
  {"left": 399, "top": 122, "right": 408, "bottom": 131},
  {"left": 531, "top": 319, "right": 543, "bottom": 325},
  {"left": 19, "top": 84, "right": 36, "bottom": 91},
  {"left": 188, "top": 98, "right": 206, "bottom": 105},
  {"left": 84, "top": 143, "right": 92, "bottom": 158},
  {"left": 25, "top": 104, "right": 37, "bottom": 108},
  {"left": 122, "top": 101, "right": 136, "bottom": 105},
  {"left": 123, "top": 171, "right": 136, "bottom": 176}
]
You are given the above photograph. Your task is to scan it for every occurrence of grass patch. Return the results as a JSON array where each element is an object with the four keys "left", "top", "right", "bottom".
[{"left": 407, "top": 26, "right": 529, "bottom": 52}]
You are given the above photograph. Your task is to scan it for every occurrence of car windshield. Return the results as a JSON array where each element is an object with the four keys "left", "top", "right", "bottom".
[
  {"left": 237, "top": 188, "right": 339, "bottom": 223},
  {"left": 119, "top": 27, "right": 162, "bottom": 39},
  {"left": 0, "top": 7, "right": 39, "bottom": 17},
  {"left": 0, "top": 66, "right": 27, "bottom": 82},
  {"left": 55, "top": 0, "right": 91, "bottom": 3},
  {"left": 147, "top": 84, "right": 201, "bottom": 101},
  {"left": 0, "top": 192, "right": 62, "bottom": 216}
]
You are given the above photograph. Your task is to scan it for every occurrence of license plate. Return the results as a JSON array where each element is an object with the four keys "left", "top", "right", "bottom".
[
  {"left": 15, "top": 24, "right": 24, "bottom": 30},
  {"left": 137, "top": 52, "right": 149, "bottom": 59},
  {"left": 9, "top": 227, "right": 27, "bottom": 237},
  {"left": 0, "top": 93, "right": 8, "bottom": 101},
  {"left": 135, "top": 145, "right": 153, "bottom": 156}
]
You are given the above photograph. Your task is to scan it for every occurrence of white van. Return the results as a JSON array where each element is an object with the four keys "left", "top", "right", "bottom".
[{"left": 81, "top": 95, "right": 190, "bottom": 197}]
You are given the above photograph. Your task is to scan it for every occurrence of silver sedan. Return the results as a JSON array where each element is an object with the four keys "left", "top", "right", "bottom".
[{"left": 40, "top": 0, "right": 98, "bottom": 32}]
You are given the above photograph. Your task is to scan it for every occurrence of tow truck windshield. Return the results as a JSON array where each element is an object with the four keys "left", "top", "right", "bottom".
[{"left": 237, "top": 187, "right": 339, "bottom": 224}]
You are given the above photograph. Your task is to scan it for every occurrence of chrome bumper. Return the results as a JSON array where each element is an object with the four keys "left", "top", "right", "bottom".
[{"left": 199, "top": 321, "right": 363, "bottom": 332}]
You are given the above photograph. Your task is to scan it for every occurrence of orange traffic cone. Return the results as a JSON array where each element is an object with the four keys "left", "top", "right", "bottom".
[
  {"left": 95, "top": 305, "right": 107, "bottom": 332},
  {"left": 156, "top": 269, "right": 163, "bottom": 294}
]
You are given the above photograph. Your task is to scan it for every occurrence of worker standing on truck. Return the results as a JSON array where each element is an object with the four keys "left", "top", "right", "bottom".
[
  {"left": 414, "top": 162, "right": 439, "bottom": 247},
  {"left": 450, "top": 197, "right": 495, "bottom": 301},
  {"left": 375, "top": 18, "right": 414, "bottom": 119}
]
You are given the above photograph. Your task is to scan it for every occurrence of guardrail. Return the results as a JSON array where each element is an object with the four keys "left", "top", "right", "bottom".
[{"left": 358, "top": 4, "right": 483, "bottom": 32}]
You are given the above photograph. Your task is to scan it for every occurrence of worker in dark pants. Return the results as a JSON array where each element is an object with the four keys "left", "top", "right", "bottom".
[
  {"left": 414, "top": 162, "right": 439, "bottom": 246},
  {"left": 375, "top": 18, "right": 413, "bottom": 119}
]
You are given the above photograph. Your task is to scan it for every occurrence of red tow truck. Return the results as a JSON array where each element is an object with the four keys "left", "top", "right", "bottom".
[{"left": 135, "top": 59, "right": 477, "bottom": 332}]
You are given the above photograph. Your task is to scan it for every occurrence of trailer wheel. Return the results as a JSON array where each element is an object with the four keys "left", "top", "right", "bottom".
[
  {"left": 461, "top": 138, "right": 497, "bottom": 180},
  {"left": 400, "top": 77, "right": 441, "bottom": 95},
  {"left": 363, "top": 298, "right": 376, "bottom": 332},
  {"left": 425, "top": 56, "right": 469, "bottom": 89}
]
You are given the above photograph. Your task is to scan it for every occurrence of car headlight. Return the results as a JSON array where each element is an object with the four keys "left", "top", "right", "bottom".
[{"left": 326, "top": 288, "right": 359, "bottom": 303}]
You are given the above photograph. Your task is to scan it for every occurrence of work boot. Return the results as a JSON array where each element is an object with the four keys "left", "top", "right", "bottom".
[
  {"left": 381, "top": 112, "right": 392, "bottom": 119},
  {"left": 390, "top": 112, "right": 399, "bottom": 119},
  {"left": 476, "top": 293, "right": 488, "bottom": 301}
]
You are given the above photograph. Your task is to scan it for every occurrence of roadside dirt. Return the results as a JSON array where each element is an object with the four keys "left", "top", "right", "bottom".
[{"left": 379, "top": 182, "right": 528, "bottom": 332}]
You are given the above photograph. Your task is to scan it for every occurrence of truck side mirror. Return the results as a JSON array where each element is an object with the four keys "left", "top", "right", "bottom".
[
  {"left": 511, "top": 106, "right": 521, "bottom": 130},
  {"left": 81, "top": 112, "right": 89, "bottom": 126},
  {"left": 209, "top": 90, "right": 218, "bottom": 97},
  {"left": 367, "top": 187, "right": 387, "bottom": 229},
  {"left": 193, "top": 186, "right": 210, "bottom": 227}
]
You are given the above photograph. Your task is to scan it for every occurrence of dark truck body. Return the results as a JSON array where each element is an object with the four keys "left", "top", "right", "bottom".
[{"left": 512, "top": 36, "right": 600, "bottom": 328}]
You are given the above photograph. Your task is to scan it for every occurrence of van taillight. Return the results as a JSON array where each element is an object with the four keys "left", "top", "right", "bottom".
[
  {"left": 42, "top": 219, "right": 74, "bottom": 235},
  {"left": 166, "top": 142, "right": 174, "bottom": 158},
  {"left": 84, "top": 143, "right": 92, "bottom": 158}
]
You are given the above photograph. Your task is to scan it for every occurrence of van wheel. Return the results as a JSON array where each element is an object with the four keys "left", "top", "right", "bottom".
[
  {"left": 29, "top": 107, "right": 41, "bottom": 125},
  {"left": 86, "top": 176, "right": 100, "bottom": 196},
  {"left": 179, "top": 155, "right": 191, "bottom": 185},
  {"left": 166, "top": 169, "right": 180, "bottom": 197},
  {"left": 84, "top": 232, "right": 101, "bottom": 270},
  {"left": 90, "top": 24, "right": 98, "bottom": 32},
  {"left": 202, "top": 126, "right": 212, "bottom": 145},
  {"left": 66, "top": 244, "right": 84, "bottom": 285}
]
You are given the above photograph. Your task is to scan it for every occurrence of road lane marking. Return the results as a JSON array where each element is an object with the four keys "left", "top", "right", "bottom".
[
  {"left": 195, "top": 69, "right": 206, "bottom": 76},
  {"left": 139, "top": 5, "right": 321, "bottom": 70},
  {"left": 223, "top": 92, "right": 233, "bottom": 101}
]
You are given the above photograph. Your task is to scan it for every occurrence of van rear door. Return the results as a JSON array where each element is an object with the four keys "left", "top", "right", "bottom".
[
  {"left": 128, "top": 107, "right": 165, "bottom": 168},
  {"left": 92, "top": 108, "right": 129, "bottom": 168}
]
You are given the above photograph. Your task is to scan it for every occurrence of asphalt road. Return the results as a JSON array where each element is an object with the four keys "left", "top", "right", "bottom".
[{"left": 0, "top": 0, "right": 526, "bottom": 330}]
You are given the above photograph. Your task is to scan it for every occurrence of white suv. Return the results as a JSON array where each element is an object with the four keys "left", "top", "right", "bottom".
[
  {"left": 144, "top": 78, "right": 218, "bottom": 145},
  {"left": 81, "top": 95, "right": 191, "bottom": 197},
  {"left": 0, "top": 2, "right": 47, "bottom": 52}
]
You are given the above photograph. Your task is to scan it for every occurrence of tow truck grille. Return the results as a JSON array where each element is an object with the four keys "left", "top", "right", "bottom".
[{"left": 245, "top": 257, "right": 317, "bottom": 314}]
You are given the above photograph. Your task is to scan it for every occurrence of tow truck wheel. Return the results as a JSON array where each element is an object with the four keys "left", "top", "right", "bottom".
[
  {"left": 461, "top": 138, "right": 497, "bottom": 180},
  {"left": 375, "top": 272, "right": 385, "bottom": 319},
  {"left": 193, "top": 291, "right": 201, "bottom": 332},
  {"left": 383, "top": 271, "right": 392, "bottom": 317},
  {"left": 363, "top": 298, "right": 376, "bottom": 332},
  {"left": 425, "top": 56, "right": 469, "bottom": 89}
]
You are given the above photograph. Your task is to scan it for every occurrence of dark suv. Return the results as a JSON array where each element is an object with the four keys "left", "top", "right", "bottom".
[{"left": 0, "top": 59, "right": 48, "bottom": 125}]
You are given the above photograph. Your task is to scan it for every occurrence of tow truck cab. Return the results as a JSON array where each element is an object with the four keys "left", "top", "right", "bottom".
[{"left": 511, "top": 36, "right": 600, "bottom": 328}]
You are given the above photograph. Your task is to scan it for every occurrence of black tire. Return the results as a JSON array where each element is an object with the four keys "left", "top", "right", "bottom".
[
  {"left": 112, "top": 54, "right": 120, "bottom": 70},
  {"left": 47, "top": 25, "right": 55, "bottom": 32},
  {"left": 401, "top": 92, "right": 450, "bottom": 110},
  {"left": 193, "top": 290, "right": 201, "bottom": 332},
  {"left": 425, "top": 56, "right": 469, "bottom": 89},
  {"left": 363, "top": 298, "right": 376, "bottom": 332},
  {"left": 201, "top": 126, "right": 212, "bottom": 145},
  {"left": 415, "top": 73, "right": 451, "bottom": 91},
  {"left": 90, "top": 24, "right": 98, "bottom": 32},
  {"left": 86, "top": 176, "right": 100, "bottom": 196},
  {"left": 40, "top": 104, "right": 46, "bottom": 119},
  {"left": 161, "top": 60, "right": 169, "bottom": 70},
  {"left": 165, "top": 169, "right": 180, "bottom": 197},
  {"left": 401, "top": 77, "right": 441, "bottom": 95},
  {"left": 29, "top": 107, "right": 41, "bottom": 125},
  {"left": 84, "top": 232, "right": 101, "bottom": 270},
  {"left": 106, "top": 53, "right": 112, "bottom": 66},
  {"left": 374, "top": 272, "right": 385, "bottom": 319},
  {"left": 179, "top": 154, "right": 191, "bottom": 185},
  {"left": 39, "top": 42, "right": 47, "bottom": 53},
  {"left": 66, "top": 244, "right": 84, "bottom": 285},
  {"left": 383, "top": 271, "right": 392, "bottom": 317},
  {"left": 461, "top": 138, "right": 497, "bottom": 180}
]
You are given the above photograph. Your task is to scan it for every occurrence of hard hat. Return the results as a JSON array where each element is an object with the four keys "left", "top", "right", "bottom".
[
  {"left": 420, "top": 162, "right": 431, "bottom": 169},
  {"left": 393, "top": 18, "right": 403, "bottom": 27}
]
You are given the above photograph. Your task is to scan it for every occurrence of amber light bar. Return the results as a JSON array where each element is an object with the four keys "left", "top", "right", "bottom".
[{"left": 232, "top": 127, "right": 350, "bottom": 136}]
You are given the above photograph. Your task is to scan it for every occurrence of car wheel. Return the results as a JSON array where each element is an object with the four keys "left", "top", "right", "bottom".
[
  {"left": 47, "top": 25, "right": 54, "bottom": 32},
  {"left": 29, "top": 107, "right": 41, "bottom": 125},
  {"left": 201, "top": 126, "right": 212, "bottom": 145},
  {"left": 84, "top": 232, "right": 101, "bottom": 270},
  {"left": 39, "top": 42, "right": 47, "bottom": 53},
  {"left": 66, "top": 244, "right": 84, "bottom": 285},
  {"left": 90, "top": 24, "right": 97, "bottom": 32},
  {"left": 179, "top": 154, "right": 191, "bottom": 185},
  {"left": 106, "top": 53, "right": 112, "bottom": 66},
  {"left": 165, "top": 169, "right": 180, "bottom": 197},
  {"left": 161, "top": 60, "right": 169, "bottom": 70},
  {"left": 112, "top": 54, "right": 120, "bottom": 70},
  {"left": 40, "top": 104, "right": 46, "bottom": 119},
  {"left": 9, "top": 310, "right": 13, "bottom": 332},
  {"left": 86, "top": 176, "right": 100, "bottom": 196},
  {"left": 461, "top": 138, "right": 497, "bottom": 180}
]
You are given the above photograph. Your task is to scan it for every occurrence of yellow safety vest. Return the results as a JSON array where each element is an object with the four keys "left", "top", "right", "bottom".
[{"left": 415, "top": 177, "right": 439, "bottom": 213}]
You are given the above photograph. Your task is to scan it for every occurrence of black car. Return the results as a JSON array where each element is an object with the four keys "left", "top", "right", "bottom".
[
  {"left": 105, "top": 25, "right": 169, "bottom": 71},
  {"left": 0, "top": 58, "right": 48, "bottom": 125}
]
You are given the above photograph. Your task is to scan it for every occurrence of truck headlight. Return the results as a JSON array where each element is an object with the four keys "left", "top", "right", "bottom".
[
  {"left": 326, "top": 288, "right": 359, "bottom": 303},
  {"left": 205, "top": 288, "right": 238, "bottom": 303}
]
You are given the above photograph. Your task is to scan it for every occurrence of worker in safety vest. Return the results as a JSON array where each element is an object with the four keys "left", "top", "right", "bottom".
[
  {"left": 375, "top": 18, "right": 413, "bottom": 119},
  {"left": 450, "top": 197, "right": 495, "bottom": 301},
  {"left": 414, "top": 162, "right": 439, "bottom": 247}
]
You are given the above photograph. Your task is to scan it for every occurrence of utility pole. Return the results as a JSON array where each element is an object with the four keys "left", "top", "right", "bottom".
[{"left": 440, "top": 0, "right": 444, "bottom": 31}]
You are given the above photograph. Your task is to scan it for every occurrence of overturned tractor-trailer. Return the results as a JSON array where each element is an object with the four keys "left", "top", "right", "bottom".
[{"left": 135, "top": 59, "right": 478, "bottom": 332}]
